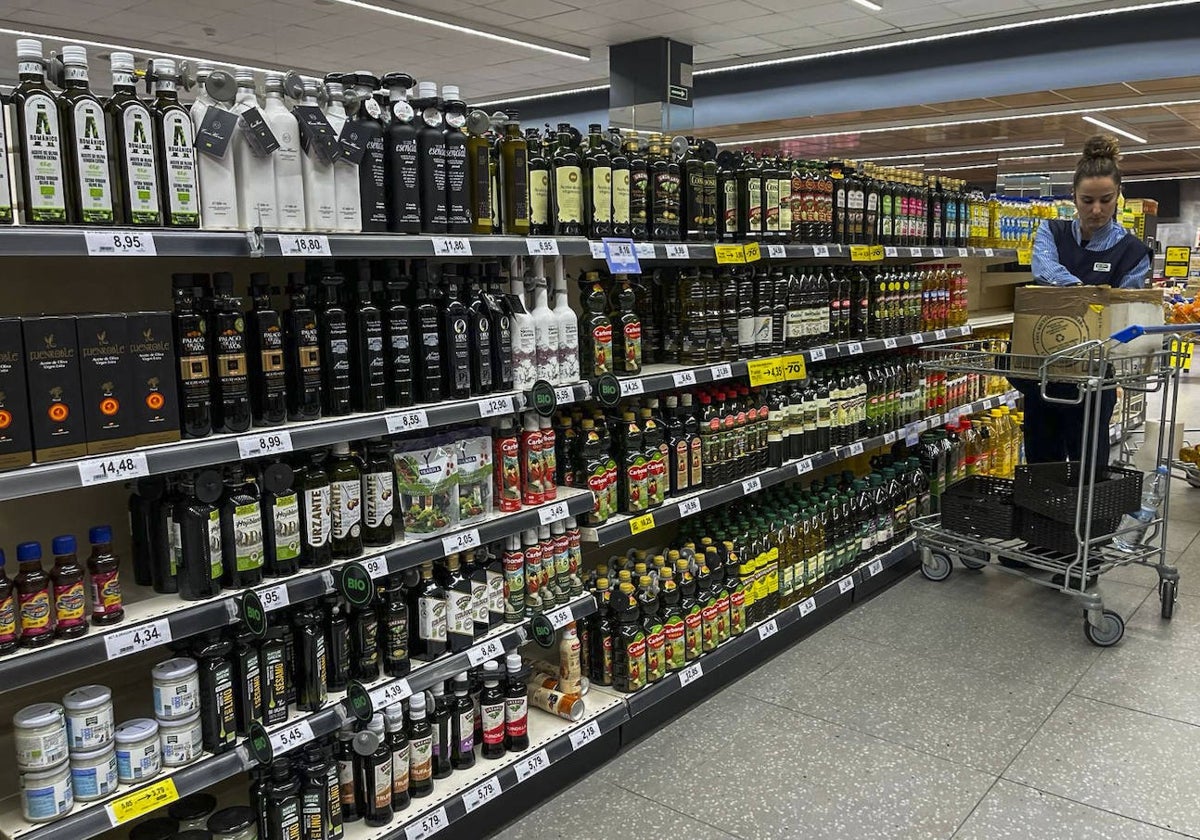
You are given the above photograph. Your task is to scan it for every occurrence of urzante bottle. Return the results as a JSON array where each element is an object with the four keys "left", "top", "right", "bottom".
[
  {"left": 327, "top": 442, "right": 363, "bottom": 561},
  {"left": 231, "top": 70, "right": 278, "bottom": 230},
  {"left": 263, "top": 72, "right": 305, "bottom": 231},
  {"left": 190, "top": 62, "right": 239, "bottom": 230},
  {"left": 414, "top": 81, "right": 448, "bottom": 233},
  {"left": 104, "top": 52, "right": 161, "bottom": 226},
  {"left": 343, "top": 72, "right": 387, "bottom": 232},
  {"left": 299, "top": 451, "right": 333, "bottom": 568},
  {"left": 148, "top": 59, "right": 200, "bottom": 227},
  {"left": 57, "top": 45, "right": 115, "bottom": 225},
  {"left": 323, "top": 77, "right": 361, "bottom": 232},
  {"left": 11, "top": 39, "right": 67, "bottom": 224},
  {"left": 382, "top": 72, "right": 420, "bottom": 234}
]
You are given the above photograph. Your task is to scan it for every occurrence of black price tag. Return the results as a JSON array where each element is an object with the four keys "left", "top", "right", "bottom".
[
  {"left": 239, "top": 107, "right": 280, "bottom": 157},
  {"left": 195, "top": 106, "right": 238, "bottom": 160},
  {"left": 595, "top": 373, "right": 621, "bottom": 408},
  {"left": 529, "top": 379, "right": 557, "bottom": 417},
  {"left": 336, "top": 121, "right": 368, "bottom": 165},
  {"left": 293, "top": 105, "right": 342, "bottom": 165}
]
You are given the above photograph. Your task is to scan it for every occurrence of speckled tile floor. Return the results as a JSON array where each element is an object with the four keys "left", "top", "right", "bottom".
[{"left": 492, "top": 381, "right": 1200, "bottom": 840}]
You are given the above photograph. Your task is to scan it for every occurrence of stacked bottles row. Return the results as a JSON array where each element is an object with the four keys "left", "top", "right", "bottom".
[
  {"left": 965, "top": 193, "right": 1060, "bottom": 249},
  {"left": 919, "top": 406, "right": 1025, "bottom": 512},
  {"left": 584, "top": 457, "right": 930, "bottom": 693}
]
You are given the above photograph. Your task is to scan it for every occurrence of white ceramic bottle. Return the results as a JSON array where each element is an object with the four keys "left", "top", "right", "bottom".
[
  {"left": 528, "top": 257, "right": 560, "bottom": 385},
  {"left": 190, "top": 62, "right": 238, "bottom": 229},
  {"left": 262, "top": 72, "right": 304, "bottom": 231},
  {"left": 552, "top": 256, "right": 579, "bottom": 384},
  {"left": 508, "top": 256, "right": 537, "bottom": 391},
  {"left": 231, "top": 70, "right": 278, "bottom": 230},
  {"left": 322, "top": 78, "right": 361, "bottom": 232},
  {"left": 298, "top": 79, "right": 336, "bottom": 232}
]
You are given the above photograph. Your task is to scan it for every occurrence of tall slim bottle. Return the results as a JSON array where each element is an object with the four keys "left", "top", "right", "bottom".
[
  {"left": 344, "top": 72, "right": 387, "bottom": 232},
  {"left": 148, "top": 59, "right": 200, "bottom": 228},
  {"left": 231, "top": 70, "right": 278, "bottom": 230},
  {"left": 172, "top": 274, "right": 213, "bottom": 438},
  {"left": 283, "top": 273, "right": 323, "bottom": 422},
  {"left": 441, "top": 85, "right": 472, "bottom": 234},
  {"left": 262, "top": 72, "right": 305, "bottom": 231},
  {"left": 57, "top": 45, "right": 115, "bottom": 225},
  {"left": 12, "top": 39, "right": 67, "bottom": 224},
  {"left": 378, "top": 261, "right": 414, "bottom": 407},
  {"left": 349, "top": 268, "right": 386, "bottom": 413},
  {"left": 296, "top": 79, "right": 337, "bottom": 232},
  {"left": 207, "top": 272, "right": 252, "bottom": 434},
  {"left": 247, "top": 273, "right": 287, "bottom": 426},
  {"left": 414, "top": 81, "right": 448, "bottom": 233},
  {"left": 104, "top": 51, "right": 161, "bottom": 226},
  {"left": 323, "top": 77, "right": 361, "bottom": 233},
  {"left": 527, "top": 129, "right": 551, "bottom": 236},
  {"left": 551, "top": 123, "right": 583, "bottom": 236},
  {"left": 382, "top": 73, "right": 420, "bottom": 233},
  {"left": 499, "top": 113, "right": 529, "bottom": 235},
  {"left": 190, "top": 62, "right": 239, "bottom": 230},
  {"left": 583, "top": 123, "right": 611, "bottom": 239},
  {"left": 317, "top": 275, "right": 352, "bottom": 416}
]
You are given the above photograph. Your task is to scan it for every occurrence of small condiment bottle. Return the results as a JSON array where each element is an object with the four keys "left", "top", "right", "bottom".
[
  {"left": 0, "top": 549, "right": 17, "bottom": 655},
  {"left": 86, "top": 525, "right": 123, "bottom": 626},
  {"left": 15, "top": 541, "right": 52, "bottom": 648}
]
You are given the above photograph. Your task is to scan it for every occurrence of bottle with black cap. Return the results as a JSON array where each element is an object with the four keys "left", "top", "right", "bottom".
[
  {"left": 412, "top": 260, "right": 443, "bottom": 403},
  {"left": 336, "top": 720, "right": 361, "bottom": 823},
  {"left": 316, "top": 273, "right": 352, "bottom": 416},
  {"left": 218, "top": 463, "right": 264, "bottom": 587},
  {"left": 407, "top": 691, "right": 434, "bottom": 798},
  {"left": 361, "top": 437, "right": 395, "bottom": 548},
  {"left": 324, "top": 594, "right": 351, "bottom": 692},
  {"left": 347, "top": 264, "right": 386, "bottom": 412},
  {"left": 261, "top": 460, "right": 301, "bottom": 577},
  {"left": 176, "top": 470, "right": 224, "bottom": 601},
  {"left": 193, "top": 631, "right": 237, "bottom": 754},
  {"left": 130, "top": 476, "right": 173, "bottom": 591},
  {"left": 323, "top": 738, "right": 345, "bottom": 839},
  {"left": 465, "top": 265, "right": 494, "bottom": 396},
  {"left": 247, "top": 273, "right": 287, "bottom": 426},
  {"left": 266, "top": 757, "right": 302, "bottom": 840},
  {"left": 381, "top": 72, "right": 420, "bottom": 233},
  {"left": 230, "top": 627, "right": 262, "bottom": 736},
  {"left": 430, "top": 682, "right": 453, "bottom": 779},
  {"left": 551, "top": 122, "right": 583, "bottom": 236},
  {"left": 480, "top": 262, "right": 513, "bottom": 392},
  {"left": 412, "top": 81, "right": 447, "bottom": 232},
  {"left": 297, "top": 449, "right": 333, "bottom": 568},
  {"left": 385, "top": 703, "right": 410, "bottom": 811},
  {"left": 260, "top": 618, "right": 289, "bottom": 725},
  {"left": 295, "top": 602, "right": 328, "bottom": 712},
  {"left": 349, "top": 587, "right": 379, "bottom": 682},
  {"left": 283, "top": 271, "right": 322, "bottom": 422},
  {"left": 409, "top": 560, "right": 446, "bottom": 660},
  {"left": 439, "top": 264, "right": 472, "bottom": 400},
  {"left": 450, "top": 672, "right": 475, "bottom": 769},
  {"left": 299, "top": 745, "right": 331, "bottom": 840},
  {"left": 479, "top": 659, "right": 505, "bottom": 759},
  {"left": 377, "top": 261, "right": 414, "bottom": 407},
  {"left": 438, "top": 553, "right": 473, "bottom": 653},
  {"left": 353, "top": 714, "right": 392, "bottom": 827},
  {"left": 171, "top": 273, "right": 213, "bottom": 438},
  {"left": 380, "top": 572, "right": 410, "bottom": 678},
  {"left": 206, "top": 272, "right": 251, "bottom": 433},
  {"left": 343, "top": 72, "right": 388, "bottom": 232}
]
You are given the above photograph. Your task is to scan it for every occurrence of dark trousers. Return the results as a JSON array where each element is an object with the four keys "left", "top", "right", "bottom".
[{"left": 1017, "top": 381, "right": 1117, "bottom": 478}]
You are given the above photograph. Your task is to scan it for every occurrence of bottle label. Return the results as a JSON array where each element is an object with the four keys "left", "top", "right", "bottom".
[
  {"left": 170, "top": 517, "right": 182, "bottom": 577},
  {"left": 689, "top": 437, "right": 703, "bottom": 488},
  {"left": 304, "top": 485, "right": 331, "bottom": 547},
  {"left": 684, "top": 609, "right": 702, "bottom": 660},
  {"left": 612, "top": 167, "right": 631, "bottom": 224},
  {"left": 301, "top": 791, "right": 324, "bottom": 839},
  {"left": 52, "top": 578, "right": 86, "bottom": 626},
  {"left": 234, "top": 502, "right": 265, "bottom": 571},
  {"left": 72, "top": 99, "right": 115, "bottom": 222},
  {"left": 626, "top": 637, "right": 647, "bottom": 690},
  {"left": 504, "top": 695, "right": 528, "bottom": 737},
  {"left": 418, "top": 594, "right": 447, "bottom": 642},
  {"left": 529, "top": 169, "right": 550, "bottom": 226},
  {"left": 273, "top": 493, "right": 302, "bottom": 563},
  {"left": 646, "top": 626, "right": 666, "bottom": 681},
  {"left": 363, "top": 471, "right": 394, "bottom": 529},
  {"left": 207, "top": 509, "right": 224, "bottom": 580},
  {"left": 486, "top": 568, "right": 504, "bottom": 616},
  {"left": 89, "top": 568, "right": 122, "bottom": 616},
  {"left": 160, "top": 111, "right": 200, "bottom": 225},
  {"left": 373, "top": 758, "right": 393, "bottom": 808},
  {"left": 0, "top": 110, "right": 12, "bottom": 220},
  {"left": 457, "top": 709, "right": 475, "bottom": 754},
  {"left": 338, "top": 759, "right": 355, "bottom": 804},
  {"left": 481, "top": 701, "right": 505, "bottom": 745},
  {"left": 555, "top": 164, "right": 582, "bottom": 223},
  {"left": 409, "top": 733, "right": 432, "bottom": 781},
  {"left": 21, "top": 92, "right": 67, "bottom": 221},
  {"left": 591, "top": 166, "right": 612, "bottom": 223},
  {"left": 0, "top": 592, "right": 16, "bottom": 644},
  {"left": 391, "top": 741, "right": 409, "bottom": 794},
  {"left": 18, "top": 587, "right": 51, "bottom": 635},
  {"left": 470, "top": 578, "right": 488, "bottom": 624},
  {"left": 446, "top": 589, "right": 472, "bottom": 637},
  {"left": 331, "top": 479, "right": 361, "bottom": 540},
  {"left": 384, "top": 611, "right": 408, "bottom": 662}
]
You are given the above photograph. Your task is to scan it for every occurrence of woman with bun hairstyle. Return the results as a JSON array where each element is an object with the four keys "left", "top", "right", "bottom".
[{"left": 1023, "top": 134, "right": 1151, "bottom": 495}]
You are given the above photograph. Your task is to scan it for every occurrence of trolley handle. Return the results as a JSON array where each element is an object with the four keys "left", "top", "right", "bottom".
[{"left": 1111, "top": 324, "right": 1181, "bottom": 343}]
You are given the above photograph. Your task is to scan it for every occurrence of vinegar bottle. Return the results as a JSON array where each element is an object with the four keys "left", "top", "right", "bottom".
[{"left": 231, "top": 70, "right": 278, "bottom": 230}]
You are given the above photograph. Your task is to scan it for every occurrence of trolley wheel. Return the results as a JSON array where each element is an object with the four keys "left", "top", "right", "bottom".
[
  {"left": 960, "top": 550, "right": 987, "bottom": 570},
  {"left": 1161, "top": 580, "right": 1178, "bottom": 620},
  {"left": 1084, "top": 610, "right": 1125, "bottom": 647},
  {"left": 921, "top": 552, "right": 953, "bottom": 582}
]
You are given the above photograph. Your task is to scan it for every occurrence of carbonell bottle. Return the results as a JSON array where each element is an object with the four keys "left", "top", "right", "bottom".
[
  {"left": 190, "top": 62, "right": 239, "bottom": 230},
  {"left": 262, "top": 72, "right": 305, "bottom": 231},
  {"left": 298, "top": 79, "right": 336, "bottom": 232},
  {"left": 231, "top": 70, "right": 278, "bottom": 230},
  {"left": 322, "top": 77, "right": 361, "bottom": 232}
]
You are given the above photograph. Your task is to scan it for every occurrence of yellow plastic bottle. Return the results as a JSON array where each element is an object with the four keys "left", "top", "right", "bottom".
[{"left": 987, "top": 409, "right": 1011, "bottom": 477}]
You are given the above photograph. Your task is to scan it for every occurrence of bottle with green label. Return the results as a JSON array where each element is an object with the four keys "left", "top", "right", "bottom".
[
  {"left": 56, "top": 45, "right": 115, "bottom": 225},
  {"left": 12, "top": 39, "right": 66, "bottom": 224},
  {"left": 176, "top": 470, "right": 224, "bottom": 601},
  {"left": 361, "top": 438, "right": 395, "bottom": 548},
  {"left": 261, "top": 461, "right": 301, "bottom": 577},
  {"left": 104, "top": 52, "right": 160, "bottom": 225},
  {"left": 219, "top": 464, "right": 265, "bottom": 588},
  {"left": 147, "top": 58, "right": 200, "bottom": 227},
  {"left": 327, "top": 442, "right": 364, "bottom": 561}
]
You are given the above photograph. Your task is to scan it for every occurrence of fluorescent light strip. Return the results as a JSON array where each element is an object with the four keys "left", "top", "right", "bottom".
[
  {"left": 1124, "top": 171, "right": 1200, "bottom": 181},
  {"left": 850, "top": 0, "right": 884, "bottom": 10},
  {"left": 934, "top": 162, "right": 999, "bottom": 170},
  {"left": 1081, "top": 114, "right": 1147, "bottom": 143},
  {"left": 861, "top": 141, "right": 1064, "bottom": 161},
  {"left": 325, "top": 0, "right": 588, "bottom": 60},
  {"left": 473, "top": 84, "right": 609, "bottom": 108}
]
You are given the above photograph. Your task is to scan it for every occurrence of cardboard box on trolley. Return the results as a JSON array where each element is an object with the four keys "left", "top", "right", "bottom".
[{"left": 1011, "top": 286, "right": 1164, "bottom": 371}]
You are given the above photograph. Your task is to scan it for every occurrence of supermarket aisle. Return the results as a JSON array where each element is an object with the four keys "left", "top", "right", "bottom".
[{"left": 494, "top": 433, "right": 1200, "bottom": 837}]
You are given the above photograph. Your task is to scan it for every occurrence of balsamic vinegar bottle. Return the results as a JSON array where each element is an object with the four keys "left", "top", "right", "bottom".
[
  {"left": 438, "top": 554, "right": 474, "bottom": 652},
  {"left": 248, "top": 273, "right": 288, "bottom": 426},
  {"left": 504, "top": 652, "right": 529, "bottom": 751},
  {"left": 283, "top": 273, "right": 323, "bottom": 422},
  {"left": 382, "top": 72, "right": 421, "bottom": 234},
  {"left": 206, "top": 272, "right": 252, "bottom": 433},
  {"left": 354, "top": 716, "right": 392, "bottom": 827},
  {"left": 348, "top": 268, "right": 386, "bottom": 412},
  {"left": 261, "top": 461, "right": 301, "bottom": 577},
  {"left": 480, "top": 661, "right": 505, "bottom": 760},
  {"left": 381, "top": 575, "right": 410, "bottom": 678},
  {"left": 317, "top": 275, "right": 352, "bottom": 416},
  {"left": 172, "top": 273, "right": 213, "bottom": 438},
  {"left": 344, "top": 72, "right": 388, "bottom": 232},
  {"left": 377, "top": 262, "right": 415, "bottom": 408},
  {"left": 219, "top": 464, "right": 265, "bottom": 588},
  {"left": 441, "top": 85, "right": 472, "bottom": 234},
  {"left": 385, "top": 704, "right": 410, "bottom": 812},
  {"left": 439, "top": 266, "right": 472, "bottom": 400},
  {"left": 450, "top": 673, "right": 475, "bottom": 770},
  {"left": 407, "top": 692, "right": 434, "bottom": 798},
  {"left": 12, "top": 39, "right": 68, "bottom": 224},
  {"left": 430, "top": 683, "right": 453, "bottom": 780},
  {"left": 148, "top": 58, "right": 200, "bottom": 227},
  {"left": 349, "top": 596, "right": 380, "bottom": 682},
  {"left": 57, "top": 45, "right": 115, "bottom": 225},
  {"left": 414, "top": 81, "right": 448, "bottom": 233},
  {"left": 409, "top": 561, "right": 446, "bottom": 661},
  {"left": 412, "top": 261, "right": 443, "bottom": 403}
]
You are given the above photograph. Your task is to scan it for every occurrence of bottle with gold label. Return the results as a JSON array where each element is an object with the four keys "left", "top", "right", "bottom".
[
  {"left": 551, "top": 123, "right": 583, "bottom": 236},
  {"left": 583, "top": 123, "right": 611, "bottom": 239}
]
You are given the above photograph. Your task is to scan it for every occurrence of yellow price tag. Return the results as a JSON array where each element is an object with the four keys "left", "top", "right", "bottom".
[
  {"left": 747, "top": 357, "right": 785, "bottom": 387},
  {"left": 106, "top": 778, "right": 179, "bottom": 825},
  {"left": 782, "top": 353, "right": 807, "bottom": 381},
  {"left": 1017, "top": 246, "right": 1032, "bottom": 266},
  {"left": 629, "top": 513, "right": 656, "bottom": 535},
  {"left": 849, "top": 245, "right": 884, "bottom": 262},
  {"left": 742, "top": 242, "right": 761, "bottom": 263},
  {"left": 1166, "top": 246, "right": 1191, "bottom": 263},
  {"left": 1165, "top": 263, "right": 1189, "bottom": 278},
  {"left": 714, "top": 244, "right": 746, "bottom": 264},
  {"left": 1171, "top": 339, "right": 1195, "bottom": 371}
]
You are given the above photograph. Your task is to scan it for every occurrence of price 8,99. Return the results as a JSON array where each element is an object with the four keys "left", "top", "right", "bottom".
[
  {"left": 406, "top": 806, "right": 449, "bottom": 840},
  {"left": 237, "top": 430, "right": 293, "bottom": 459}
]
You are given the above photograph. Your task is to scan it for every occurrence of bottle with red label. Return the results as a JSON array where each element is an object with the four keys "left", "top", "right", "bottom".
[
  {"left": 538, "top": 416, "right": 557, "bottom": 502},
  {"left": 50, "top": 535, "right": 87, "bottom": 640},
  {"left": 521, "top": 528, "right": 543, "bottom": 617},
  {"left": 86, "top": 525, "right": 124, "bottom": 626},
  {"left": 503, "top": 653, "right": 529, "bottom": 751},
  {"left": 0, "top": 550, "right": 17, "bottom": 655},
  {"left": 494, "top": 418, "right": 522, "bottom": 513},
  {"left": 617, "top": 411, "right": 649, "bottom": 515},
  {"left": 577, "top": 272, "right": 613, "bottom": 379},
  {"left": 611, "top": 277, "right": 642, "bottom": 376},
  {"left": 610, "top": 582, "right": 646, "bottom": 693},
  {"left": 502, "top": 535, "right": 525, "bottom": 623},
  {"left": 15, "top": 542, "right": 51, "bottom": 648},
  {"left": 639, "top": 407, "right": 667, "bottom": 507},
  {"left": 638, "top": 575, "right": 665, "bottom": 684},
  {"left": 479, "top": 660, "right": 506, "bottom": 760},
  {"left": 519, "top": 413, "right": 545, "bottom": 507}
]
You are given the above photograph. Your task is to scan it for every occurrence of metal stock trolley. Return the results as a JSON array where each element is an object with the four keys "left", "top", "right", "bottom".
[{"left": 912, "top": 325, "right": 1183, "bottom": 647}]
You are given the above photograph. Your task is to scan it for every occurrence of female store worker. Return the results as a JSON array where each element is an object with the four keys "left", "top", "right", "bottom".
[{"left": 1024, "top": 134, "right": 1151, "bottom": 478}]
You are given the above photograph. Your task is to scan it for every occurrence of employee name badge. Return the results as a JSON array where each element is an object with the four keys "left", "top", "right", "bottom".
[{"left": 1093, "top": 262, "right": 1112, "bottom": 273}]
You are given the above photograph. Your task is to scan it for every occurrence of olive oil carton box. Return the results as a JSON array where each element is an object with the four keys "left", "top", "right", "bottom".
[
  {"left": 77, "top": 313, "right": 139, "bottom": 454},
  {"left": 1012, "top": 286, "right": 1164, "bottom": 372},
  {"left": 127, "top": 311, "right": 180, "bottom": 446},
  {"left": 22, "top": 315, "right": 87, "bottom": 462},
  {"left": 0, "top": 318, "right": 33, "bottom": 470}
]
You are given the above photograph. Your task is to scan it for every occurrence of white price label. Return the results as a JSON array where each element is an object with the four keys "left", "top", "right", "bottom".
[
  {"left": 386, "top": 409, "right": 429, "bottom": 434},
  {"left": 797, "top": 597, "right": 816, "bottom": 617},
  {"left": 467, "top": 636, "right": 507, "bottom": 667},
  {"left": 406, "top": 806, "right": 449, "bottom": 840},
  {"left": 538, "top": 500, "right": 569, "bottom": 525},
  {"left": 278, "top": 234, "right": 331, "bottom": 256},
  {"left": 983, "top": 248, "right": 995, "bottom": 257},
  {"left": 85, "top": 230, "right": 157, "bottom": 256},
  {"left": 619, "top": 378, "right": 644, "bottom": 397},
  {"left": 932, "top": 248, "right": 945, "bottom": 257},
  {"left": 678, "top": 661, "right": 704, "bottom": 687},
  {"left": 957, "top": 248, "right": 969, "bottom": 257},
  {"left": 884, "top": 431, "right": 897, "bottom": 445},
  {"left": 463, "top": 778, "right": 502, "bottom": 813},
  {"left": 847, "top": 342, "right": 863, "bottom": 355},
  {"left": 758, "top": 619, "right": 779, "bottom": 640},
  {"left": 935, "top": 329, "right": 948, "bottom": 341},
  {"left": 260, "top": 584, "right": 290, "bottom": 612},
  {"left": 884, "top": 246, "right": 898, "bottom": 257},
  {"left": 883, "top": 337, "right": 900, "bottom": 350},
  {"left": 677, "top": 497, "right": 702, "bottom": 518},
  {"left": 634, "top": 242, "right": 657, "bottom": 259},
  {"left": 526, "top": 238, "right": 559, "bottom": 256},
  {"left": 478, "top": 395, "right": 514, "bottom": 417},
  {"left": 809, "top": 348, "right": 826, "bottom": 362},
  {"left": 766, "top": 244, "right": 787, "bottom": 259},
  {"left": 812, "top": 245, "right": 830, "bottom": 257},
  {"left": 442, "top": 528, "right": 481, "bottom": 555},
  {"left": 270, "top": 719, "right": 314, "bottom": 755},
  {"left": 837, "top": 575, "right": 854, "bottom": 595},
  {"left": 795, "top": 458, "right": 814, "bottom": 475},
  {"left": 907, "top": 247, "right": 921, "bottom": 257},
  {"left": 910, "top": 333, "right": 925, "bottom": 345},
  {"left": 848, "top": 441, "right": 864, "bottom": 456},
  {"left": 545, "top": 606, "right": 574, "bottom": 630},
  {"left": 78, "top": 452, "right": 149, "bottom": 486},
  {"left": 742, "top": 477, "right": 762, "bottom": 494},
  {"left": 709, "top": 363, "right": 733, "bottom": 380},
  {"left": 589, "top": 241, "right": 607, "bottom": 259},
  {"left": 569, "top": 720, "right": 602, "bottom": 751},
  {"left": 514, "top": 749, "right": 550, "bottom": 782},
  {"left": 867, "top": 559, "right": 884, "bottom": 578},
  {"left": 432, "top": 237, "right": 472, "bottom": 256},
  {"left": 665, "top": 243, "right": 690, "bottom": 259},
  {"left": 370, "top": 678, "right": 413, "bottom": 711},
  {"left": 237, "top": 430, "right": 294, "bottom": 459},
  {"left": 672, "top": 370, "right": 697, "bottom": 388},
  {"left": 554, "top": 386, "right": 574, "bottom": 406},
  {"left": 104, "top": 618, "right": 172, "bottom": 659},
  {"left": 362, "top": 556, "right": 389, "bottom": 579}
]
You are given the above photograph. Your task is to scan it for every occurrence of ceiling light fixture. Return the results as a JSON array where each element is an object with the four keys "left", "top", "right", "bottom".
[
  {"left": 932, "top": 162, "right": 999, "bottom": 170},
  {"left": 1123, "top": 171, "right": 1200, "bottom": 182},
  {"left": 849, "top": 0, "right": 884, "bottom": 10},
  {"left": 325, "top": 0, "right": 589, "bottom": 60},
  {"left": 999, "top": 143, "right": 1200, "bottom": 163},
  {"left": 472, "top": 84, "right": 610, "bottom": 108},
  {"left": 860, "top": 140, "right": 1064, "bottom": 161},
  {"left": 1081, "top": 114, "right": 1147, "bottom": 144}
]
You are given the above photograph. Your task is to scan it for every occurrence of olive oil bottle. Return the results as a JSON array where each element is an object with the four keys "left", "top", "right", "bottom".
[
  {"left": 247, "top": 273, "right": 287, "bottom": 427},
  {"left": 382, "top": 73, "right": 421, "bottom": 234},
  {"left": 498, "top": 113, "right": 529, "bottom": 235},
  {"left": 283, "top": 273, "right": 323, "bottom": 422},
  {"left": 148, "top": 59, "right": 200, "bottom": 227},
  {"left": 327, "top": 442, "right": 363, "bottom": 561},
  {"left": 11, "top": 39, "right": 68, "bottom": 224},
  {"left": 551, "top": 123, "right": 583, "bottom": 236},
  {"left": 171, "top": 273, "right": 213, "bottom": 438},
  {"left": 104, "top": 52, "right": 161, "bottom": 226},
  {"left": 207, "top": 273, "right": 252, "bottom": 434},
  {"left": 526, "top": 128, "right": 551, "bottom": 236},
  {"left": 54, "top": 45, "right": 115, "bottom": 225},
  {"left": 583, "top": 124, "right": 612, "bottom": 239}
]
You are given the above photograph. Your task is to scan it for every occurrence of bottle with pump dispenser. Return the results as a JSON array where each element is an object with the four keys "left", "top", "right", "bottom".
[
  {"left": 12, "top": 39, "right": 67, "bottom": 224},
  {"left": 148, "top": 59, "right": 200, "bottom": 227},
  {"left": 190, "top": 62, "right": 239, "bottom": 230},
  {"left": 262, "top": 72, "right": 305, "bottom": 231},
  {"left": 104, "top": 52, "right": 161, "bottom": 226},
  {"left": 57, "top": 45, "right": 115, "bottom": 225},
  {"left": 231, "top": 70, "right": 278, "bottom": 230},
  {"left": 322, "top": 77, "right": 362, "bottom": 232}
]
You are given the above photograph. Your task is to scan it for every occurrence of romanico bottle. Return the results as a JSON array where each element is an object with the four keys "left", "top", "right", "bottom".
[
  {"left": 104, "top": 52, "right": 161, "bottom": 226},
  {"left": 12, "top": 39, "right": 67, "bottom": 224},
  {"left": 148, "top": 59, "right": 200, "bottom": 227},
  {"left": 57, "top": 45, "right": 115, "bottom": 225}
]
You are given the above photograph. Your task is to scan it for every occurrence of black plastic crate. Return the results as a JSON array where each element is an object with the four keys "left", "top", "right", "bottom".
[
  {"left": 940, "top": 475, "right": 1018, "bottom": 539},
  {"left": 1013, "top": 461, "right": 1142, "bottom": 553}
]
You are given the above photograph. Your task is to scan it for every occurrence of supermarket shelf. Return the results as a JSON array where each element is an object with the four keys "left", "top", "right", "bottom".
[
  {"left": 0, "top": 383, "right": 592, "bottom": 503},
  {"left": 618, "top": 242, "right": 1013, "bottom": 263},
  {"left": 968, "top": 310, "right": 1015, "bottom": 330},
  {"left": 0, "top": 593, "right": 599, "bottom": 840},
  {"left": 260, "top": 233, "right": 596, "bottom": 259},
  {"left": 611, "top": 327, "right": 973, "bottom": 399},
  {"left": 0, "top": 226, "right": 255, "bottom": 257},
  {"left": 0, "top": 489, "right": 594, "bottom": 690},
  {"left": 580, "top": 389, "right": 1021, "bottom": 546}
]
